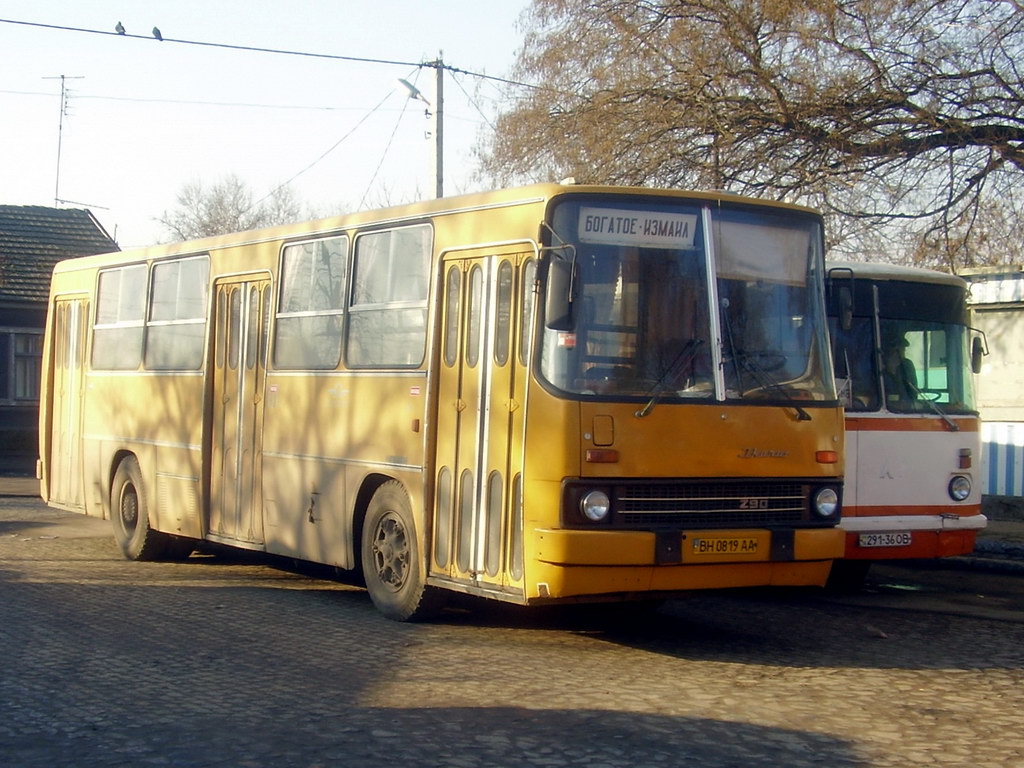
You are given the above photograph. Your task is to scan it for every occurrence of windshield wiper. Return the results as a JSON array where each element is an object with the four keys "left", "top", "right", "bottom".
[
  {"left": 907, "top": 382, "right": 960, "bottom": 431},
  {"left": 718, "top": 298, "right": 810, "bottom": 421},
  {"left": 635, "top": 339, "right": 704, "bottom": 418},
  {"left": 736, "top": 352, "right": 812, "bottom": 422}
]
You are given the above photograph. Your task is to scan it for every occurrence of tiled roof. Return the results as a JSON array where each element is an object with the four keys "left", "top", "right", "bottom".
[{"left": 0, "top": 205, "right": 119, "bottom": 303}]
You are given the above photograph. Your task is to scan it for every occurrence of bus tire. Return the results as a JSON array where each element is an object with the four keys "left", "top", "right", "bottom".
[
  {"left": 361, "top": 481, "right": 445, "bottom": 621},
  {"left": 110, "top": 456, "right": 170, "bottom": 561}
]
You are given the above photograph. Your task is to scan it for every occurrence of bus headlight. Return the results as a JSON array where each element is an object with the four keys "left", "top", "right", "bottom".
[
  {"left": 948, "top": 475, "right": 971, "bottom": 502},
  {"left": 812, "top": 487, "right": 839, "bottom": 519},
  {"left": 580, "top": 490, "right": 611, "bottom": 522}
]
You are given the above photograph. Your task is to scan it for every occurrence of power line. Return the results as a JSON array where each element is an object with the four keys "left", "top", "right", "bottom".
[
  {"left": 3, "top": 16, "right": 556, "bottom": 224},
  {"left": 76, "top": 93, "right": 388, "bottom": 111},
  {"left": 1, "top": 17, "right": 421, "bottom": 68},
  {"left": 0, "top": 88, "right": 478, "bottom": 116},
  {"left": 0, "top": 17, "right": 546, "bottom": 91},
  {"left": 443, "top": 62, "right": 547, "bottom": 92},
  {"left": 360, "top": 92, "right": 415, "bottom": 209},
  {"left": 450, "top": 70, "right": 498, "bottom": 133},
  {"left": 245, "top": 87, "right": 400, "bottom": 214}
]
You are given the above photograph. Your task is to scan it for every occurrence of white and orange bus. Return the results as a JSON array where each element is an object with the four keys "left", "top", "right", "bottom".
[
  {"left": 826, "top": 261, "right": 987, "bottom": 586},
  {"left": 38, "top": 183, "right": 845, "bottom": 620}
]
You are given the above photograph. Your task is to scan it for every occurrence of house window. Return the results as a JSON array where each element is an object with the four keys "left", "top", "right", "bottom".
[{"left": 0, "top": 330, "right": 43, "bottom": 403}]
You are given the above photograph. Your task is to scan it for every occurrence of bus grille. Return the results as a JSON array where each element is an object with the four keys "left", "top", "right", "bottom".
[{"left": 613, "top": 482, "right": 807, "bottom": 528}]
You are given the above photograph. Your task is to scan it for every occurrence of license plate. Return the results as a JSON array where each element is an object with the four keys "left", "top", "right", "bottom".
[
  {"left": 688, "top": 535, "right": 761, "bottom": 557},
  {"left": 858, "top": 532, "right": 912, "bottom": 548}
]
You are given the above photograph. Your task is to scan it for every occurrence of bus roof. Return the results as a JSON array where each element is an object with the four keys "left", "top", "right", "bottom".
[
  {"left": 826, "top": 260, "right": 967, "bottom": 289},
  {"left": 52, "top": 182, "right": 822, "bottom": 275}
]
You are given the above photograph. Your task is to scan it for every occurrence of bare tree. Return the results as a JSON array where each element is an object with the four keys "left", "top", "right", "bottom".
[
  {"left": 158, "top": 174, "right": 305, "bottom": 241},
  {"left": 480, "top": 0, "right": 1024, "bottom": 269}
]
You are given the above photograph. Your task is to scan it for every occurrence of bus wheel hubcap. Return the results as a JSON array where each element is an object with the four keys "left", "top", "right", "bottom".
[
  {"left": 371, "top": 513, "right": 409, "bottom": 591},
  {"left": 120, "top": 486, "right": 139, "bottom": 532}
]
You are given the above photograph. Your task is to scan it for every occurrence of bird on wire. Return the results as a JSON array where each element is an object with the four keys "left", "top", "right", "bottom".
[
  {"left": 115, "top": 21, "right": 125, "bottom": 35},
  {"left": 152, "top": 26, "right": 163, "bottom": 41}
]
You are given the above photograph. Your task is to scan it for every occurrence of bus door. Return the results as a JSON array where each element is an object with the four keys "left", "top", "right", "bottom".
[
  {"left": 434, "top": 251, "right": 531, "bottom": 593},
  {"left": 48, "top": 297, "right": 88, "bottom": 510},
  {"left": 209, "top": 276, "right": 271, "bottom": 545}
]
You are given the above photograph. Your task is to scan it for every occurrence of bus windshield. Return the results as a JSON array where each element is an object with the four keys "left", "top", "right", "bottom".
[
  {"left": 833, "top": 315, "right": 977, "bottom": 415},
  {"left": 540, "top": 199, "right": 834, "bottom": 404},
  {"left": 829, "top": 271, "right": 979, "bottom": 415}
]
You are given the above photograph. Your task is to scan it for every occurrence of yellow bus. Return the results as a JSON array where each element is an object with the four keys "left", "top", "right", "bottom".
[{"left": 38, "top": 182, "right": 845, "bottom": 620}]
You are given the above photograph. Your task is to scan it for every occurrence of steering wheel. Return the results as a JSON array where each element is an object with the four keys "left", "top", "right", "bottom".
[{"left": 741, "top": 352, "right": 787, "bottom": 372}]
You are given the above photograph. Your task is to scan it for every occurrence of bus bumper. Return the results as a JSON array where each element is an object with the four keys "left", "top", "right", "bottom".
[
  {"left": 838, "top": 513, "right": 987, "bottom": 560},
  {"left": 527, "top": 527, "right": 844, "bottom": 599}
]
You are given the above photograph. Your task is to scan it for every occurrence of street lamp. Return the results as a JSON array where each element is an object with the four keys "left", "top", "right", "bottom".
[{"left": 398, "top": 57, "right": 444, "bottom": 199}]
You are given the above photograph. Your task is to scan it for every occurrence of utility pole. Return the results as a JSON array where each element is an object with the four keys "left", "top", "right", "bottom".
[
  {"left": 432, "top": 54, "right": 444, "bottom": 199},
  {"left": 43, "top": 74, "right": 83, "bottom": 206},
  {"left": 399, "top": 55, "right": 444, "bottom": 199}
]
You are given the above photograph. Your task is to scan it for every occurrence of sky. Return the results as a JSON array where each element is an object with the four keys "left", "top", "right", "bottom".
[{"left": 0, "top": 1, "right": 531, "bottom": 247}]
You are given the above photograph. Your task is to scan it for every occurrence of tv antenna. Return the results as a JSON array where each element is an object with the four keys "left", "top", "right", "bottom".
[{"left": 43, "top": 75, "right": 84, "bottom": 206}]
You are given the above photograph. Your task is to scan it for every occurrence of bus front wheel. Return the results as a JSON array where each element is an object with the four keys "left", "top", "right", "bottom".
[
  {"left": 361, "top": 481, "right": 445, "bottom": 621},
  {"left": 110, "top": 456, "right": 173, "bottom": 561}
]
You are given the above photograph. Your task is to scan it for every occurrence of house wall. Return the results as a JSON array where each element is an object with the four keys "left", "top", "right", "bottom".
[
  {"left": 0, "top": 205, "right": 119, "bottom": 475},
  {"left": 0, "top": 303, "right": 46, "bottom": 474},
  {"left": 963, "top": 268, "right": 1024, "bottom": 498}
]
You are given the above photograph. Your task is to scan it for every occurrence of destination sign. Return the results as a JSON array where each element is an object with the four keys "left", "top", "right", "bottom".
[{"left": 578, "top": 206, "right": 698, "bottom": 248}]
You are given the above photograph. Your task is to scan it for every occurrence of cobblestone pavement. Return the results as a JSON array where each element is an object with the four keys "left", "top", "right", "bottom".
[{"left": 2, "top": 495, "right": 1023, "bottom": 768}]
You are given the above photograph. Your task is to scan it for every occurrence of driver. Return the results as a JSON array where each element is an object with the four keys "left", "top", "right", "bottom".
[{"left": 882, "top": 334, "right": 918, "bottom": 403}]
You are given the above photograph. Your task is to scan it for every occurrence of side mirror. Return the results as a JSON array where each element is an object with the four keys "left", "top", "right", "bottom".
[
  {"left": 826, "top": 267, "right": 855, "bottom": 331},
  {"left": 544, "top": 256, "right": 576, "bottom": 331},
  {"left": 971, "top": 335, "right": 985, "bottom": 374},
  {"left": 838, "top": 286, "right": 854, "bottom": 331}
]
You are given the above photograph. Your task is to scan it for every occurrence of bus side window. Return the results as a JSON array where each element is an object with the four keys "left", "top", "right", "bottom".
[
  {"left": 347, "top": 224, "right": 432, "bottom": 368},
  {"left": 92, "top": 265, "right": 146, "bottom": 371},
  {"left": 216, "top": 289, "right": 227, "bottom": 370},
  {"left": 519, "top": 259, "right": 537, "bottom": 367},
  {"left": 466, "top": 265, "right": 483, "bottom": 368},
  {"left": 146, "top": 256, "right": 209, "bottom": 371},
  {"left": 444, "top": 266, "right": 461, "bottom": 367},
  {"left": 274, "top": 236, "right": 347, "bottom": 370},
  {"left": 495, "top": 261, "right": 513, "bottom": 366},
  {"left": 228, "top": 287, "right": 241, "bottom": 370}
]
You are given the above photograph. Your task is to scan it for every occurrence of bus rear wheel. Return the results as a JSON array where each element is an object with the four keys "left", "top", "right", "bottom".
[
  {"left": 361, "top": 481, "right": 445, "bottom": 621},
  {"left": 110, "top": 456, "right": 174, "bottom": 561}
]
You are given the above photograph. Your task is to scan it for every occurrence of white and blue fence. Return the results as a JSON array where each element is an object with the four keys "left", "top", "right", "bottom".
[{"left": 982, "top": 421, "right": 1024, "bottom": 497}]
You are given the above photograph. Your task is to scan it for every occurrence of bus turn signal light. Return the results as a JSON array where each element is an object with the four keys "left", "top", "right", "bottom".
[
  {"left": 815, "top": 450, "right": 839, "bottom": 464},
  {"left": 586, "top": 449, "right": 619, "bottom": 463},
  {"left": 958, "top": 449, "right": 972, "bottom": 469}
]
